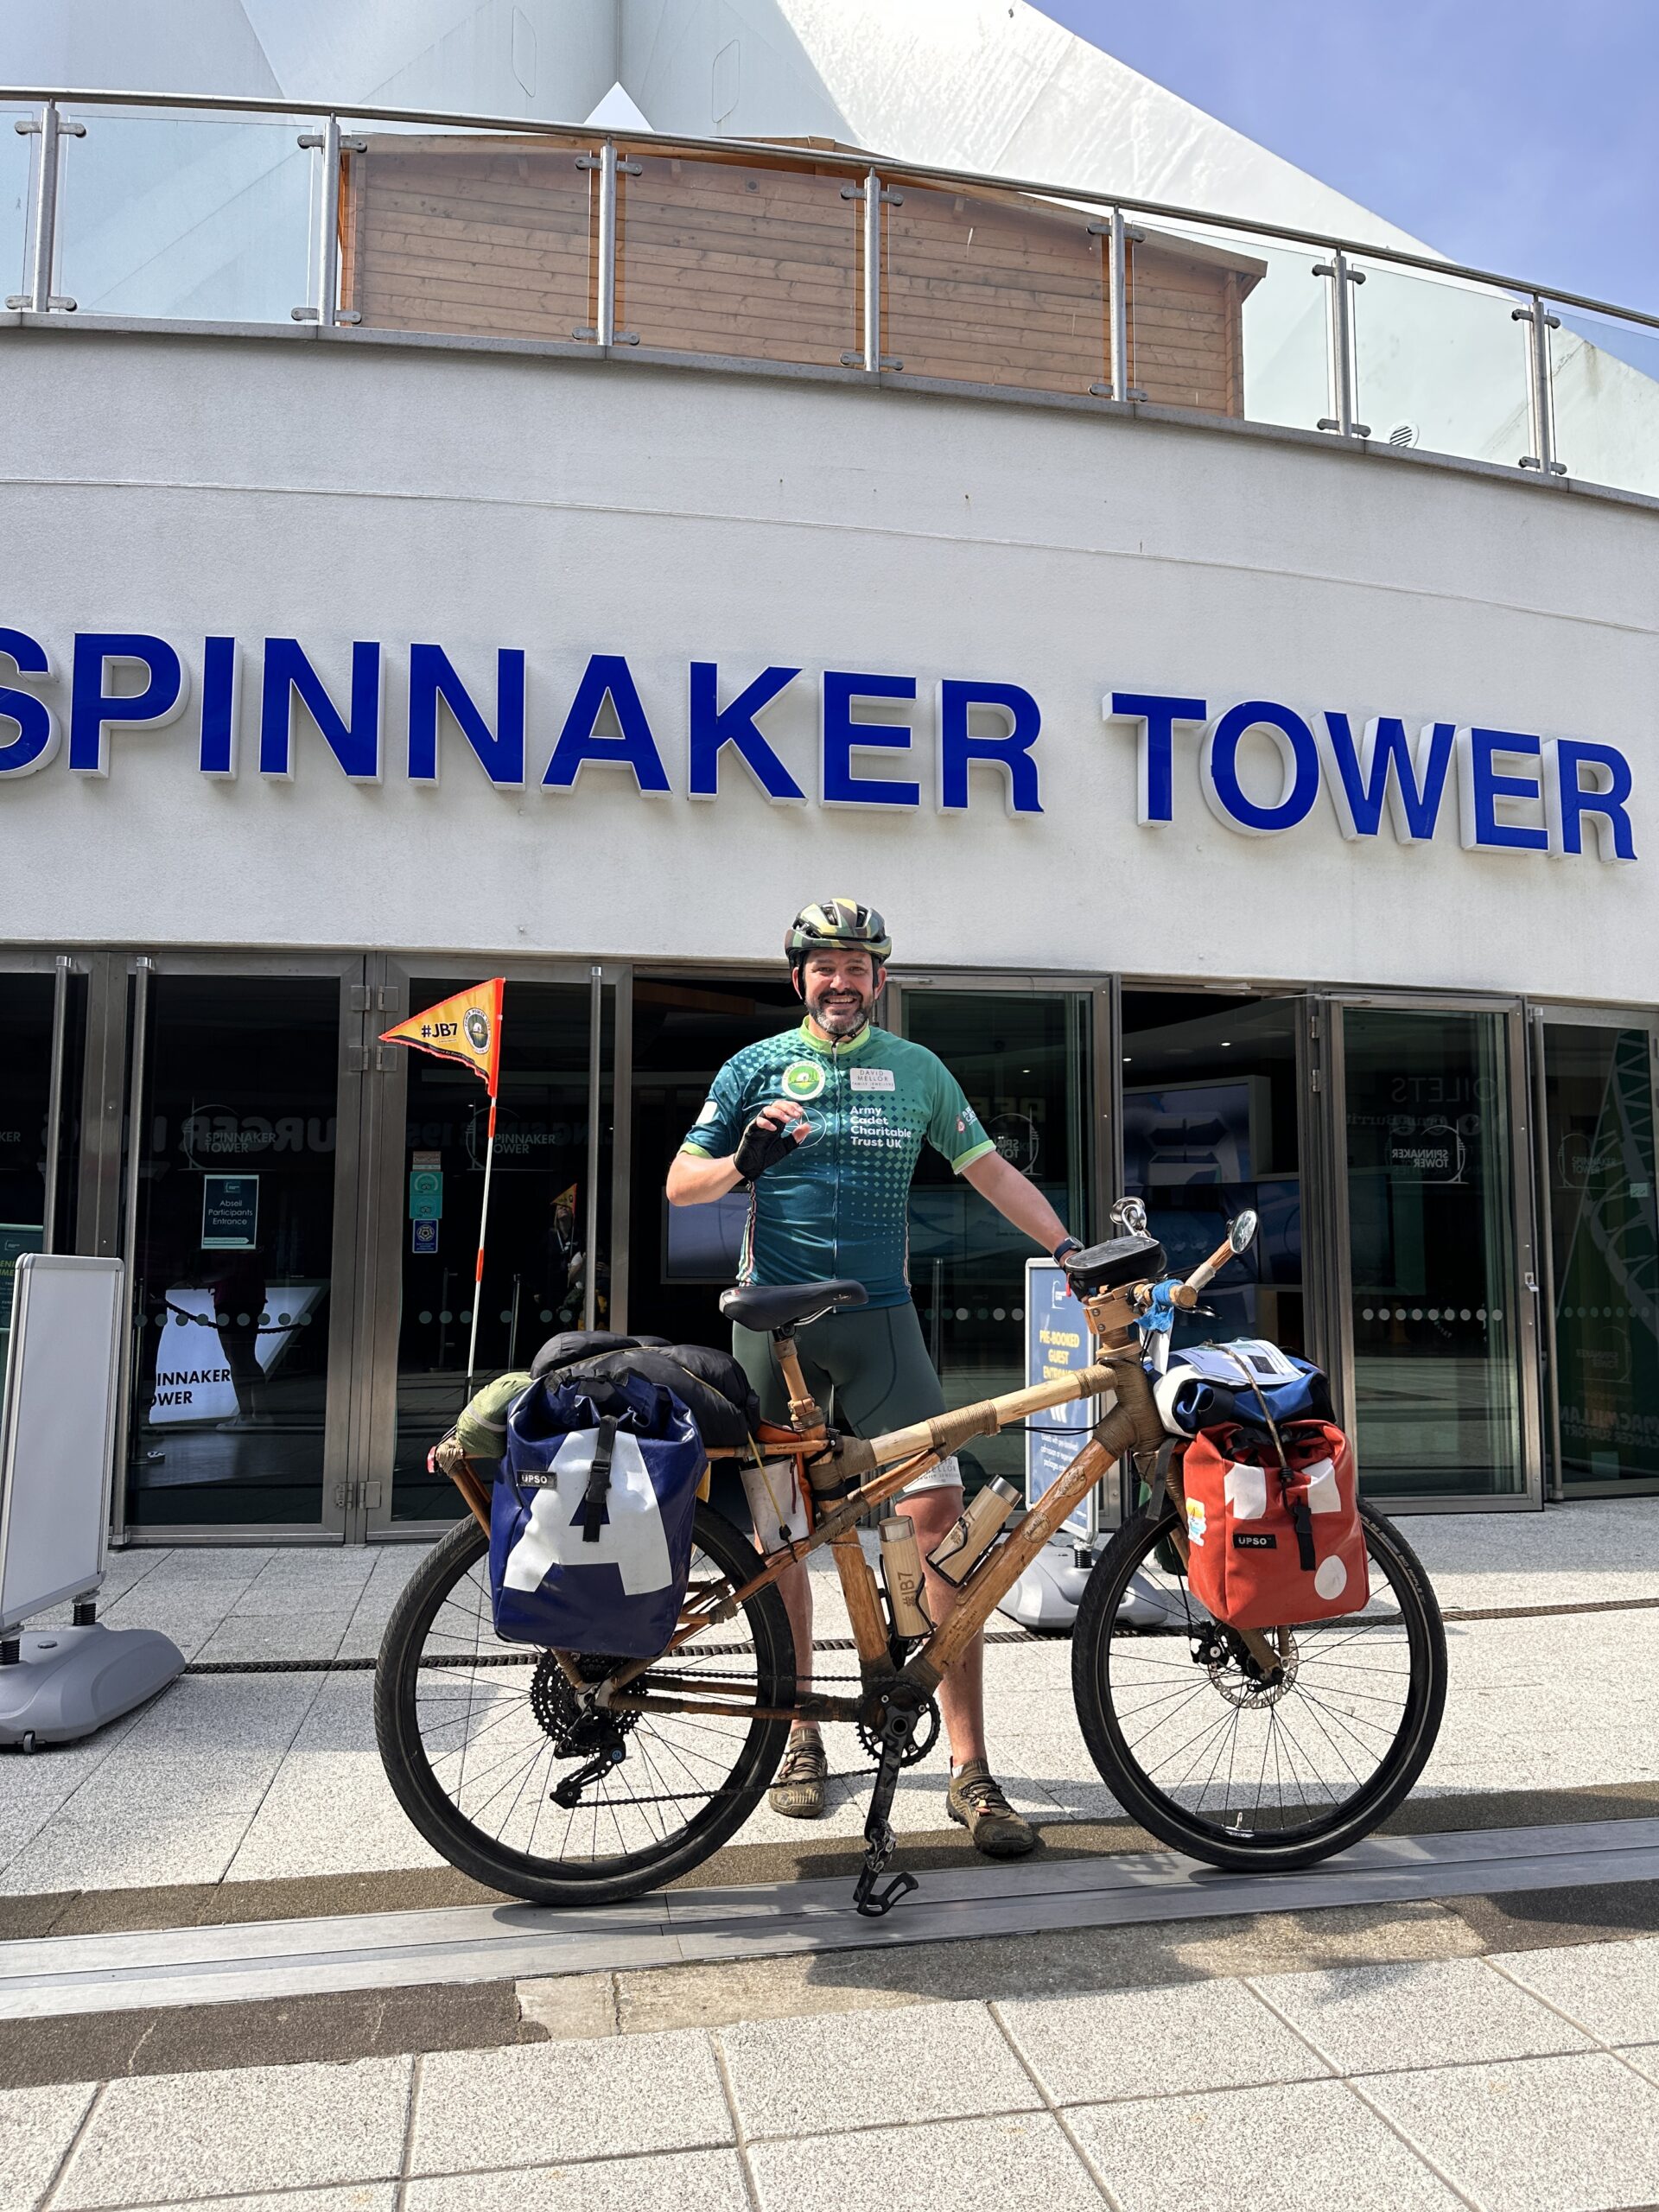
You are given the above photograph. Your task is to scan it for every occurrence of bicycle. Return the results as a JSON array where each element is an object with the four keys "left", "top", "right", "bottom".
[{"left": 375, "top": 1208, "right": 1446, "bottom": 1915}]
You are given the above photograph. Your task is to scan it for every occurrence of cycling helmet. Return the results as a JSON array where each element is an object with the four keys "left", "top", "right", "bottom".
[{"left": 785, "top": 899, "right": 893, "bottom": 978}]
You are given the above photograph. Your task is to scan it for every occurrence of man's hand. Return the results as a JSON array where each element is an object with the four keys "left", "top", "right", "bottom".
[{"left": 733, "top": 1101, "right": 809, "bottom": 1181}]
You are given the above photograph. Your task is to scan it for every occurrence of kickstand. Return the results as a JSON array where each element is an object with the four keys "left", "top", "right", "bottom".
[{"left": 851, "top": 1699, "right": 923, "bottom": 1918}]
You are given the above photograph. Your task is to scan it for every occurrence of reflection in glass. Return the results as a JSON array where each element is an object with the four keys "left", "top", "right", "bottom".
[
  {"left": 904, "top": 993, "right": 1092, "bottom": 1493},
  {"left": 393, "top": 979, "right": 607, "bottom": 1521},
  {"left": 1351, "top": 264, "right": 1535, "bottom": 469},
  {"left": 619, "top": 151, "right": 858, "bottom": 366},
  {"left": 1119, "top": 993, "right": 1305, "bottom": 1360},
  {"left": 59, "top": 109, "right": 314, "bottom": 321},
  {"left": 0, "top": 972, "right": 84, "bottom": 1411},
  {"left": 126, "top": 977, "right": 341, "bottom": 1529},
  {"left": 1344, "top": 1007, "right": 1523, "bottom": 1497},
  {"left": 1542, "top": 1024, "right": 1659, "bottom": 1489}
]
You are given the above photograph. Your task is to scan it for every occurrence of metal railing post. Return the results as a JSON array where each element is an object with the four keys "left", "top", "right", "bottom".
[
  {"left": 1089, "top": 207, "right": 1145, "bottom": 400},
  {"left": 41, "top": 954, "right": 71, "bottom": 1255},
  {"left": 1313, "top": 249, "right": 1370, "bottom": 438},
  {"left": 574, "top": 140, "right": 639, "bottom": 346},
  {"left": 842, "top": 167, "right": 901, "bottom": 371},
  {"left": 1515, "top": 293, "right": 1567, "bottom": 475},
  {"left": 108, "top": 956, "right": 152, "bottom": 1547},
  {"left": 8, "top": 99, "right": 84, "bottom": 312},
  {"left": 293, "top": 112, "right": 364, "bottom": 327}
]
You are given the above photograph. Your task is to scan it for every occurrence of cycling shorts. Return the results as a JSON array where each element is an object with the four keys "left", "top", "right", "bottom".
[{"left": 730, "top": 1300, "right": 963, "bottom": 1496}]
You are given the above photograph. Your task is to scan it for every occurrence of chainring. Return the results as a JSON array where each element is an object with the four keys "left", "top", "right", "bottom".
[
  {"left": 530, "top": 1650, "right": 639, "bottom": 1758},
  {"left": 856, "top": 1695, "right": 942, "bottom": 1768}
]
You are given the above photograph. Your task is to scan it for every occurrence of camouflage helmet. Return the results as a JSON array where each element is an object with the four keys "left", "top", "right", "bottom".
[{"left": 785, "top": 899, "right": 893, "bottom": 973}]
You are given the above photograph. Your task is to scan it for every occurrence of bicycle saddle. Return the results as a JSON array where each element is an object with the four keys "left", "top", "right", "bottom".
[{"left": 719, "top": 1278, "right": 868, "bottom": 1333}]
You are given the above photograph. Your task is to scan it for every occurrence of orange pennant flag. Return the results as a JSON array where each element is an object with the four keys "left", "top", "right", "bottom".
[{"left": 380, "top": 977, "right": 505, "bottom": 1094}]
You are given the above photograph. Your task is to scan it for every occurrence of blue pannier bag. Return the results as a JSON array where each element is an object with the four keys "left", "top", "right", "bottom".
[{"left": 490, "top": 1371, "right": 707, "bottom": 1656}]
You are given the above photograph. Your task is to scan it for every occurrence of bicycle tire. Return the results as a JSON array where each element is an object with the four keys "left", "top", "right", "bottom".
[
  {"left": 374, "top": 1503, "right": 796, "bottom": 1905},
  {"left": 1071, "top": 1496, "right": 1446, "bottom": 1872}
]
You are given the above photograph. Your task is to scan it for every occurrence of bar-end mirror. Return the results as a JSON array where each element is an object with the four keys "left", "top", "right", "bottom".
[{"left": 1229, "top": 1209, "right": 1259, "bottom": 1255}]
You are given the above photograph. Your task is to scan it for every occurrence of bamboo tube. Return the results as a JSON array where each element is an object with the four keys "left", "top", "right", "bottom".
[{"left": 836, "top": 1361, "right": 1122, "bottom": 1480}]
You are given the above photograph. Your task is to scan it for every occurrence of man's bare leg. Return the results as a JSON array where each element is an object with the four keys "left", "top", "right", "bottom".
[{"left": 893, "top": 1485, "right": 986, "bottom": 1764}]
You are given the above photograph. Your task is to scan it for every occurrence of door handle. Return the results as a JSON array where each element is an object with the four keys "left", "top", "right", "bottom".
[{"left": 1524, "top": 1271, "right": 1540, "bottom": 1294}]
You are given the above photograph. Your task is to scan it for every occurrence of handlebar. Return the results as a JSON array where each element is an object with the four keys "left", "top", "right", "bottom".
[{"left": 1184, "top": 1231, "right": 1239, "bottom": 1295}]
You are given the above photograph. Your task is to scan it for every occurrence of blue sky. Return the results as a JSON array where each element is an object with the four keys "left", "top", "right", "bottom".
[{"left": 1039, "top": 1, "right": 1659, "bottom": 313}]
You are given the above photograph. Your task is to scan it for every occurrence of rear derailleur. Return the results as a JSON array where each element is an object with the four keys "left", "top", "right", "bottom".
[{"left": 532, "top": 1651, "right": 637, "bottom": 1807}]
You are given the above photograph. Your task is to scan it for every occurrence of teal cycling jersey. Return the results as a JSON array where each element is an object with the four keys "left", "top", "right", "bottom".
[{"left": 679, "top": 1020, "right": 995, "bottom": 1308}]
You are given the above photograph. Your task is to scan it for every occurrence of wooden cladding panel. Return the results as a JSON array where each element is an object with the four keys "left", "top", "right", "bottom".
[{"left": 339, "top": 136, "right": 1262, "bottom": 417}]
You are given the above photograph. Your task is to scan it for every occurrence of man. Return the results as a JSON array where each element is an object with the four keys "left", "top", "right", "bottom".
[{"left": 665, "top": 899, "right": 1083, "bottom": 1858}]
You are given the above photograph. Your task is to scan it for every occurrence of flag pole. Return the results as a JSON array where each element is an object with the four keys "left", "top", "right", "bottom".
[{"left": 465, "top": 1085, "right": 499, "bottom": 1395}]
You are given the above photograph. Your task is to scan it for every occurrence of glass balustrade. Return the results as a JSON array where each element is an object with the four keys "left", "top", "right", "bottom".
[
  {"left": 1125, "top": 215, "right": 1332, "bottom": 431},
  {"left": 340, "top": 122, "right": 597, "bottom": 341},
  {"left": 616, "top": 149, "right": 859, "bottom": 367},
  {"left": 1, "top": 105, "right": 31, "bottom": 304},
  {"left": 6, "top": 99, "right": 1659, "bottom": 510},
  {"left": 56, "top": 106, "right": 314, "bottom": 322},
  {"left": 1351, "top": 261, "right": 1537, "bottom": 470},
  {"left": 880, "top": 179, "right": 1106, "bottom": 395},
  {"left": 1541, "top": 300, "right": 1659, "bottom": 499}
]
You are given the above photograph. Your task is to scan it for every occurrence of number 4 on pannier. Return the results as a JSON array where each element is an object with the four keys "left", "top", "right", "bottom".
[{"left": 489, "top": 1372, "right": 708, "bottom": 1656}]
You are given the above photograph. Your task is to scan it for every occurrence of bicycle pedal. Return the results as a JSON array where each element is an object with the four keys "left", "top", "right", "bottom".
[{"left": 852, "top": 1866, "right": 919, "bottom": 1917}]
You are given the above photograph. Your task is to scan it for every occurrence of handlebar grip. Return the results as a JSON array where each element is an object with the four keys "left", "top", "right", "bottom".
[{"left": 1185, "top": 1235, "right": 1236, "bottom": 1293}]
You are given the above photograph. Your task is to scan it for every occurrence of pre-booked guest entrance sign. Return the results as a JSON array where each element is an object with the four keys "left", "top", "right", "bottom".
[
  {"left": 1025, "top": 1259, "right": 1098, "bottom": 1538},
  {"left": 381, "top": 979, "right": 505, "bottom": 1387}
]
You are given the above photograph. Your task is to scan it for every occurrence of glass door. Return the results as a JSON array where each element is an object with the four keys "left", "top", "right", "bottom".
[
  {"left": 117, "top": 958, "right": 366, "bottom": 1537},
  {"left": 365, "top": 963, "right": 613, "bottom": 1529},
  {"left": 893, "top": 979, "right": 1103, "bottom": 1496},
  {"left": 1535, "top": 1012, "right": 1659, "bottom": 1494},
  {"left": 0, "top": 958, "right": 86, "bottom": 1410},
  {"left": 1334, "top": 1001, "right": 1539, "bottom": 1503}
]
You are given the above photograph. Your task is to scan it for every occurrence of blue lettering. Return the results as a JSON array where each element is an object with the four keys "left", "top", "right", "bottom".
[
  {"left": 69, "top": 632, "right": 187, "bottom": 775},
  {"left": 0, "top": 627, "right": 58, "bottom": 778},
  {"left": 1107, "top": 692, "right": 1207, "bottom": 826},
  {"left": 1457, "top": 728, "right": 1548, "bottom": 854},
  {"left": 939, "top": 680, "right": 1042, "bottom": 815},
  {"left": 1201, "top": 700, "right": 1320, "bottom": 836},
  {"left": 1547, "top": 738, "right": 1637, "bottom": 862},
  {"left": 543, "top": 654, "right": 670, "bottom": 794},
  {"left": 408, "top": 644, "right": 526, "bottom": 787},
  {"left": 821, "top": 671, "right": 918, "bottom": 810},
  {"left": 1319, "top": 714, "right": 1455, "bottom": 843},
  {"left": 199, "top": 635, "right": 239, "bottom": 778},
  {"left": 688, "top": 662, "right": 804, "bottom": 802},
  {"left": 259, "top": 639, "right": 383, "bottom": 781}
]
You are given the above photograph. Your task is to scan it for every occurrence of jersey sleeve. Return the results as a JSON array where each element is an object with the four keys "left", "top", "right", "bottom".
[
  {"left": 679, "top": 1056, "right": 747, "bottom": 1158},
  {"left": 925, "top": 1059, "right": 996, "bottom": 1174}
]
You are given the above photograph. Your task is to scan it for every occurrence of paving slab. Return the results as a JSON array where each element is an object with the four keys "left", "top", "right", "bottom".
[
  {"left": 1495, "top": 1932, "right": 1659, "bottom": 2043},
  {"left": 1358, "top": 2049, "right": 1659, "bottom": 2212},
  {"left": 1254, "top": 1955, "right": 1594, "bottom": 2072},
  {"left": 52, "top": 2055, "right": 410, "bottom": 2207},
  {"left": 0, "top": 2079, "right": 95, "bottom": 2212},
  {"left": 405, "top": 2147, "right": 750, "bottom": 2212},
  {"left": 1067, "top": 2075, "right": 1461, "bottom": 2212},
  {"left": 747, "top": 2112, "right": 1103, "bottom": 2212},
  {"left": 140, "top": 2194, "right": 395, "bottom": 2212},
  {"left": 996, "top": 1974, "right": 1329, "bottom": 2103},
  {"left": 411, "top": 2027, "right": 731, "bottom": 2173},
  {"left": 718, "top": 1996, "right": 1039, "bottom": 2139}
]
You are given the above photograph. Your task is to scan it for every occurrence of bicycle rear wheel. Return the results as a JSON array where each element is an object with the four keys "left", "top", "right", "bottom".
[
  {"left": 374, "top": 1503, "right": 795, "bottom": 1905},
  {"left": 1071, "top": 1496, "right": 1446, "bottom": 1871}
]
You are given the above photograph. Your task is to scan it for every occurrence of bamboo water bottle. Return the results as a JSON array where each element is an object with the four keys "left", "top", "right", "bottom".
[
  {"left": 926, "top": 1478, "right": 1021, "bottom": 1587},
  {"left": 879, "top": 1518, "right": 933, "bottom": 1636}
]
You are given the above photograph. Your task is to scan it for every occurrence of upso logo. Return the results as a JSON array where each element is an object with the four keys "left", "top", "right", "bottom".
[
  {"left": 780, "top": 1061, "right": 826, "bottom": 1101},
  {"left": 464, "top": 1009, "right": 491, "bottom": 1051}
]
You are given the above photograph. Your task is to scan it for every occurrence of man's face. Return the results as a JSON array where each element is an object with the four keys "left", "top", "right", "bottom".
[{"left": 800, "top": 949, "right": 880, "bottom": 1037}]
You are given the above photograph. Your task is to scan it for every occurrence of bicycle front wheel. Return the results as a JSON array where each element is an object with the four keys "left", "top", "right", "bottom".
[
  {"left": 1071, "top": 1497, "right": 1446, "bottom": 1871},
  {"left": 374, "top": 1503, "right": 795, "bottom": 1905}
]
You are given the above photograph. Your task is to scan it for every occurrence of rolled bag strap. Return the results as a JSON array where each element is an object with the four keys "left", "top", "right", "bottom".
[
  {"left": 825, "top": 1358, "right": 1150, "bottom": 1488},
  {"left": 580, "top": 1413, "right": 620, "bottom": 1542}
]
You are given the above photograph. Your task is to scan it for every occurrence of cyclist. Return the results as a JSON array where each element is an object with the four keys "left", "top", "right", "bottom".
[{"left": 665, "top": 899, "right": 1083, "bottom": 1858}]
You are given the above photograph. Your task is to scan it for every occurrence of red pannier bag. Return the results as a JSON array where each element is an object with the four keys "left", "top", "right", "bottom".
[{"left": 1179, "top": 1420, "right": 1369, "bottom": 1630}]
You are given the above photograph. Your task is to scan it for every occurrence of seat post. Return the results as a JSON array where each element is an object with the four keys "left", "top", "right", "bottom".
[{"left": 772, "top": 1329, "right": 823, "bottom": 1431}]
